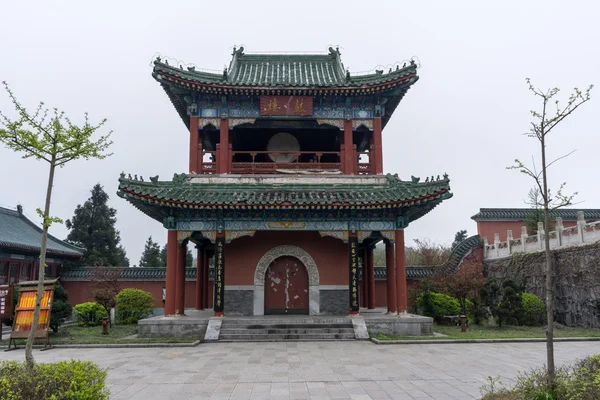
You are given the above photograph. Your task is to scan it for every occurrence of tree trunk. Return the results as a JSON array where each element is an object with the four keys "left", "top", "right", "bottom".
[
  {"left": 25, "top": 158, "right": 56, "bottom": 371},
  {"left": 541, "top": 134, "right": 555, "bottom": 383}
]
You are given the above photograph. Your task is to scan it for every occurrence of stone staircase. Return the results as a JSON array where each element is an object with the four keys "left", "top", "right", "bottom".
[{"left": 218, "top": 316, "right": 356, "bottom": 342}]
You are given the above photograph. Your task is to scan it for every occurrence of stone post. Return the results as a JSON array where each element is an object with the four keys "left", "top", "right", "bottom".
[
  {"left": 556, "top": 217, "right": 564, "bottom": 247},
  {"left": 537, "top": 222, "right": 544, "bottom": 250},
  {"left": 521, "top": 226, "right": 528, "bottom": 252},
  {"left": 483, "top": 237, "right": 489, "bottom": 258},
  {"left": 507, "top": 230, "right": 513, "bottom": 255},
  {"left": 494, "top": 233, "right": 500, "bottom": 257},
  {"left": 577, "top": 211, "right": 586, "bottom": 243}
]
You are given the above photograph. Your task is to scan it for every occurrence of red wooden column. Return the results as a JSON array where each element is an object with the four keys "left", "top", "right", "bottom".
[
  {"left": 372, "top": 117, "right": 383, "bottom": 175},
  {"left": 343, "top": 119, "right": 354, "bottom": 174},
  {"left": 189, "top": 116, "right": 199, "bottom": 173},
  {"left": 197, "top": 130, "right": 203, "bottom": 174},
  {"left": 395, "top": 230, "right": 407, "bottom": 313},
  {"left": 196, "top": 246, "right": 204, "bottom": 310},
  {"left": 218, "top": 118, "right": 229, "bottom": 174},
  {"left": 385, "top": 240, "right": 397, "bottom": 314},
  {"left": 203, "top": 250, "right": 210, "bottom": 309},
  {"left": 165, "top": 230, "right": 178, "bottom": 316},
  {"left": 175, "top": 240, "right": 186, "bottom": 315},
  {"left": 367, "top": 245, "right": 375, "bottom": 309}
]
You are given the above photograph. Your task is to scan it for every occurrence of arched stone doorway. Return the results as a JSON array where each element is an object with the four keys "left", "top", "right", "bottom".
[
  {"left": 253, "top": 245, "right": 320, "bottom": 316},
  {"left": 265, "top": 256, "right": 309, "bottom": 314}
]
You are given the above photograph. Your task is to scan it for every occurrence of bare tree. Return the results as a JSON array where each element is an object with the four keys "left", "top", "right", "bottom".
[
  {"left": 0, "top": 82, "right": 112, "bottom": 371},
  {"left": 508, "top": 78, "right": 592, "bottom": 383}
]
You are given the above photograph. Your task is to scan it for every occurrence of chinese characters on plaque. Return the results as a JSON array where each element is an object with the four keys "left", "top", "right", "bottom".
[
  {"left": 214, "top": 238, "right": 225, "bottom": 312},
  {"left": 0, "top": 285, "right": 13, "bottom": 319},
  {"left": 349, "top": 238, "right": 359, "bottom": 312},
  {"left": 260, "top": 96, "right": 313, "bottom": 116}
]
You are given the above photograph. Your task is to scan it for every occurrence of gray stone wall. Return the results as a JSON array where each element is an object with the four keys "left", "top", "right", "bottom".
[
  {"left": 320, "top": 289, "right": 348, "bottom": 315},
  {"left": 485, "top": 241, "right": 600, "bottom": 328},
  {"left": 224, "top": 289, "right": 254, "bottom": 316}
]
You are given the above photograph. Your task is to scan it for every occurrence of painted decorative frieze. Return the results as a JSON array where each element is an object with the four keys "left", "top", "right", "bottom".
[
  {"left": 200, "top": 231, "right": 217, "bottom": 243},
  {"left": 177, "top": 221, "right": 217, "bottom": 231},
  {"left": 352, "top": 119, "right": 374, "bottom": 130},
  {"left": 228, "top": 118, "right": 256, "bottom": 129},
  {"left": 198, "top": 118, "right": 219, "bottom": 128},
  {"left": 380, "top": 230, "right": 395, "bottom": 243},
  {"left": 357, "top": 230, "right": 373, "bottom": 243}
]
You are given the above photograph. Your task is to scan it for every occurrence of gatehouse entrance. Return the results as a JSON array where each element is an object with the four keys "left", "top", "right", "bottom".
[{"left": 264, "top": 256, "right": 309, "bottom": 315}]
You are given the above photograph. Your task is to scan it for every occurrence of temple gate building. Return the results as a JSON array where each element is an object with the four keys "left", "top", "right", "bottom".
[{"left": 118, "top": 47, "right": 452, "bottom": 317}]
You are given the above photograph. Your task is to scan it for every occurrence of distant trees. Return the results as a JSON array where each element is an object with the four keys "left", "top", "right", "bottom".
[
  {"left": 139, "top": 237, "right": 161, "bottom": 267},
  {"left": 65, "top": 184, "right": 129, "bottom": 266},
  {"left": 157, "top": 243, "right": 194, "bottom": 267}
]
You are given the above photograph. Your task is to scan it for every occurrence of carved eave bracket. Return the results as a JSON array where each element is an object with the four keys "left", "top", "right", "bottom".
[
  {"left": 352, "top": 119, "right": 373, "bottom": 130},
  {"left": 177, "top": 230, "right": 193, "bottom": 244},
  {"left": 319, "top": 230, "right": 349, "bottom": 243},
  {"left": 200, "top": 230, "right": 217, "bottom": 243},
  {"left": 225, "top": 230, "right": 256, "bottom": 243},
  {"left": 316, "top": 119, "right": 344, "bottom": 130},
  {"left": 380, "top": 230, "right": 395, "bottom": 243},
  {"left": 228, "top": 118, "right": 256, "bottom": 129},
  {"left": 357, "top": 230, "right": 373, "bottom": 243},
  {"left": 198, "top": 118, "right": 220, "bottom": 129}
]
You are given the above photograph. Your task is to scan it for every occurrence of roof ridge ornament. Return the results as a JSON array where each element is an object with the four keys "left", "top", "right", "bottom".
[{"left": 173, "top": 173, "right": 187, "bottom": 186}]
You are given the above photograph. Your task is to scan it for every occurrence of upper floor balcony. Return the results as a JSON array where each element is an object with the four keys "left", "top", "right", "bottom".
[{"left": 198, "top": 144, "right": 374, "bottom": 175}]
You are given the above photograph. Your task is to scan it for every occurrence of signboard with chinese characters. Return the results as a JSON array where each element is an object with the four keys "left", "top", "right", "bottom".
[
  {"left": 0, "top": 285, "right": 13, "bottom": 319},
  {"left": 260, "top": 96, "right": 313, "bottom": 116},
  {"left": 7, "top": 279, "right": 57, "bottom": 350},
  {"left": 214, "top": 237, "right": 225, "bottom": 313},
  {"left": 348, "top": 237, "right": 359, "bottom": 312}
]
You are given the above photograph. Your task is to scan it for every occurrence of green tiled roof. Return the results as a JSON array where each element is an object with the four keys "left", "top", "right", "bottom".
[
  {"left": 117, "top": 174, "right": 452, "bottom": 220},
  {"left": 0, "top": 206, "right": 84, "bottom": 258},
  {"left": 471, "top": 208, "right": 600, "bottom": 222},
  {"left": 154, "top": 47, "right": 418, "bottom": 89},
  {"left": 61, "top": 265, "right": 436, "bottom": 281}
]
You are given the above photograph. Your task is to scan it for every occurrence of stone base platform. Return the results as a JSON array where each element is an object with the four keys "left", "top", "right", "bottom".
[{"left": 137, "top": 308, "right": 433, "bottom": 339}]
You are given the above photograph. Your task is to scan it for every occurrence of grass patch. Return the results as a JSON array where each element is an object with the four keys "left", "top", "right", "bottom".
[
  {"left": 375, "top": 324, "right": 600, "bottom": 341},
  {"left": 1, "top": 324, "right": 198, "bottom": 345}
]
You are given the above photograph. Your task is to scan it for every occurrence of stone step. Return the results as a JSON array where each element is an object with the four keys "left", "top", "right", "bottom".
[
  {"left": 219, "top": 327, "right": 355, "bottom": 335},
  {"left": 218, "top": 333, "right": 356, "bottom": 341},
  {"left": 221, "top": 323, "right": 354, "bottom": 330},
  {"left": 222, "top": 318, "right": 352, "bottom": 325}
]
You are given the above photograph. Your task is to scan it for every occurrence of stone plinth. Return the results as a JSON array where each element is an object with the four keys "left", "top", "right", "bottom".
[
  {"left": 363, "top": 311, "right": 433, "bottom": 336},
  {"left": 137, "top": 309, "right": 211, "bottom": 338}
]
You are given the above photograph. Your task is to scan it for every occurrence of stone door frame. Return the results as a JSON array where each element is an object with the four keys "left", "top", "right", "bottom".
[{"left": 253, "top": 245, "right": 320, "bottom": 316}]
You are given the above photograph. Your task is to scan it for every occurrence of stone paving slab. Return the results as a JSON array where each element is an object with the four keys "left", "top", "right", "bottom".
[{"left": 1, "top": 341, "right": 599, "bottom": 399}]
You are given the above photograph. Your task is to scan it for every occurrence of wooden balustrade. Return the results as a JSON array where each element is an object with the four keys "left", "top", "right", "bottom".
[{"left": 196, "top": 149, "right": 373, "bottom": 175}]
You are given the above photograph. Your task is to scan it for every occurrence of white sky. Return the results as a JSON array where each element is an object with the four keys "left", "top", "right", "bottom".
[{"left": 0, "top": 0, "right": 598, "bottom": 265}]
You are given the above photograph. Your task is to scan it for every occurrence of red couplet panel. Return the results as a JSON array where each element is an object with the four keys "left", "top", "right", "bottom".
[{"left": 264, "top": 256, "right": 309, "bottom": 315}]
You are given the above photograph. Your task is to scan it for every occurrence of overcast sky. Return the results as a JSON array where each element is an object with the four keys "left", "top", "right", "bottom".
[{"left": 1, "top": 0, "right": 598, "bottom": 265}]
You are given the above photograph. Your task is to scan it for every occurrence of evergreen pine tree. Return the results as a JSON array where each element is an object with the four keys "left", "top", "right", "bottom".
[
  {"left": 159, "top": 244, "right": 167, "bottom": 267},
  {"left": 139, "top": 236, "right": 161, "bottom": 267},
  {"left": 65, "top": 183, "right": 129, "bottom": 266}
]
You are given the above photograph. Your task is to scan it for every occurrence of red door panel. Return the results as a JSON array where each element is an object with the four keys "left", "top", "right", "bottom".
[{"left": 264, "top": 256, "right": 308, "bottom": 315}]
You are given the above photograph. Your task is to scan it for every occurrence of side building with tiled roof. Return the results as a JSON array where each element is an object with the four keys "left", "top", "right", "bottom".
[
  {"left": 118, "top": 47, "right": 451, "bottom": 319},
  {"left": 472, "top": 208, "right": 600, "bottom": 243},
  {"left": 0, "top": 205, "right": 83, "bottom": 285}
]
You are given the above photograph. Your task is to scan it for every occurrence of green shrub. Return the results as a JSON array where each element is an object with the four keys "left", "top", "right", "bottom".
[
  {"left": 73, "top": 302, "right": 108, "bottom": 327},
  {"left": 115, "top": 288, "right": 154, "bottom": 324},
  {"left": 50, "top": 284, "right": 73, "bottom": 332},
  {"left": 0, "top": 359, "right": 109, "bottom": 399},
  {"left": 417, "top": 292, "right": 461, "bottom": 320},
  {"left": 563, "top": 354, "right": 600, "bottom": 399},
  {"left": 521, "top": 292, "right": 545, "bottom": 326}
]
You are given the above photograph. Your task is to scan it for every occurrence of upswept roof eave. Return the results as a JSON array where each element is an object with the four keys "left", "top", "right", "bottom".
[
  {"left": 0, "top": 206, "right": 84, "bottom": 257},
  {"left": 471, "top": 207, "right": 600, "bottom": 221}
]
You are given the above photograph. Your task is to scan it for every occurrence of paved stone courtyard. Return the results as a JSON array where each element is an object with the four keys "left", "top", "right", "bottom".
[{"left": 2, "top": 341, "right": 600, "bottom": 399}]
